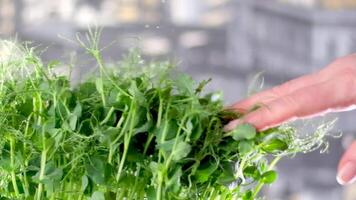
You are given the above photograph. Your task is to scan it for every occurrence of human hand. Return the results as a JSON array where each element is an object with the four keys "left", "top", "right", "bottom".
[
  {"left": 224, "top": 54, "right": 356, "bottom": 185},
  {"left": 337, "top": 141, "right": 356, "bottom": 185}
]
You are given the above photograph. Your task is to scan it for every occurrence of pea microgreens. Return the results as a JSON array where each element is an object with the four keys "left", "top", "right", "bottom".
[{"left": 0, "top": 31, "right": 335, "bottom": 200}]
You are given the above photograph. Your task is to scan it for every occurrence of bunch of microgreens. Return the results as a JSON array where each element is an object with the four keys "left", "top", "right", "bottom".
[{"left": 0, "top": 30, "right": 335, "bottom": 200}]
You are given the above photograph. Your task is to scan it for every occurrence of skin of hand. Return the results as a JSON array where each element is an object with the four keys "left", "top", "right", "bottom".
[{"left": 224, "top": 54, "right": 356, "bottom": 185}]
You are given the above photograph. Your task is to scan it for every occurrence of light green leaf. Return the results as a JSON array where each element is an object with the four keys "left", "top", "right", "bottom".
[
  {"left": 238, "top": 140, "right": 254, "bottom": 154},
  {"left": 186, "top": 119, "right": 193, "bottom": 134},
  {"left": 149, "top": 162, "right": 164, "bottom": 178},
  {"left": 81, "top": 175, "right": 89, "bottom": 191},
  {"left": 128, "top": 81, "right": 145, "bottom": 104},
  {"left": 171, "top": 141, "right": 191, "bottom": 161},
  {"left": 167, "top": 167, "right": 182, "bottom": 189},
  {"left": 32, "top": 162, "right": 63, "bottom": 184},
  {"left": 95, "top": 79, "right": 104, "bottom": 94},
  {"left": 0, "top": 158, "right": 12, "bottom": 172},
  {"left": 45, "top": 162, "right": 63, "bottom": 181},
  {"left": 231, "top": 124, "right": 256, "bottom": 141},
  {"left": 90, "top": 191, "right": 105, "bottom": 200},
  {"left": 176, "top": 74, "right": 194, "bottom": 95},
  {"left": 68, "top": 114, "right": 78, "bottom": 131},
  {"left": 73, "top": 102, "right": 82, "bottom": 117}
]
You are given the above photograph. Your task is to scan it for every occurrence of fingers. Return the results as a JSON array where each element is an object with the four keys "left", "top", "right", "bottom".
[
  {"left": 230, "top": 72, "right": 323, "bottom": 112},
  {"left": 225, "top": 75, "right": 356, "bottom": 131},
  {"left": 337, "top": 141, "right": 356, "bottom": 185},
  {"left": 230, "top": 54, "right": 356, "bottom": 113}
]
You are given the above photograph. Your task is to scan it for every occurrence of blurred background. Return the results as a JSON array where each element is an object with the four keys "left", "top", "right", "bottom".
[{"left": 0, "top": 0, "right": 356, "bottom": 199}]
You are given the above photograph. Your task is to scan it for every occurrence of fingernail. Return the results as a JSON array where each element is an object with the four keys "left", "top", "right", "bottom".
[
  {"left": 224, "top": 119, "right": 241, "bottom": 132},
  {"left": 337, "top": 162, "right": 356, "bottom": 185}
]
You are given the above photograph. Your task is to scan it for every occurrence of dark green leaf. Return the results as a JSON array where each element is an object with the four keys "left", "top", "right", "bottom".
[
  {"left": 146, "top": 186, "right": 156, "bottom": 200},
  {"left": 243, "top": 166, "right": 260, "bottom": 179},
  {"left": 17, "top": 98, "right": 33, "bottom": 116},
  {"left": 242, "top": 191, "right": 253, "bottom": 200},
  {"left": 127, "top": 148, "right": 144, "bottom": 163},
  {"left": 86, "top": 156, "right": 105, "bottom": 185},
  {"left": 194, "top": 159, "right": 218, "bottom": 183},
  {"left": 155, "top": 119, "right": 179, "bottom": 142},
  {"left": 217, "top": 162, "right": 235, "bottom": 185},
  {"left": 262, "top": 139, "right": 288, "bottom": 153},
  {"left": 261, "top": 170, "right": 278, "bottom": 184}
]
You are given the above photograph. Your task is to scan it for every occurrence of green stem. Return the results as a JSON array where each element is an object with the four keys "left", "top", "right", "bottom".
[
  {"left": 157, "top": 181, "right": 162, "bottom": 200},
  {"left": 107, "top": 109, "right": 129, "bottom": 164},
  {"left": 108, "top": 113, "right": 126, "bottom": 164},
  {"left": 22, "top": 114, "right": 32, "bottom": 197},
  {"left": 157, "top": 99, "right": 171, "bottom": 164},
  {"left": 130, "top": 132, "right": 155, "bottom": 199},
  {"left": 143, "top": 134, "right": 154, "bottom": 155},
  {"left": 165, "top": 115, "right": 188, "bottom": 169},
  {"left": 156, "top": 141, "right": 166, "bottom": 200},
  {"left": 108, "top": 146, "right": 114, "bottom": 165},
  {"left": 156, "top": 97, "right": 163, "bottom": 128},
  {"left": 101, "top": 90, "right": 107, "bottom": 107},
  {"left": 252, "top": 156, "right": 281, "bottom": 198},
  {"left": 34, "top": 91, "right": 46, "bottom": 200},
  {"left": 100, "top": 106, "right": 115, "bottom": 125},
  {"left": 116, "top": 101, "right": 136, "bottom": 181},
  {"left": 156, "top": 98, "right": 171, "bottom": 200},
  {"left": 117, "top": 189, "right": 126, "bottom": 200},
  {"left": 36, "top": 148, "right": 47, "bottom": 200},
  {"left": 93, "top": 52, "right": 131, "bottom": 98},
  {"left": 36, "top": 112, "right": 47, "bottom": 200},
  {"left": 10, "top": 137, "right": 20, "bottom": 196}
]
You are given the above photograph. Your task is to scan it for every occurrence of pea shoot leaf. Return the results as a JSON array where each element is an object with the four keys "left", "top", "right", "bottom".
[
  {"left": 90, "top": 191, "right": 105, "bottom": 200},
  {"left": 231, "top": 124, "right": 256, "bottom": 141},
  {"left": 261, "top": 170, "right": 278, "bottom": 184}
]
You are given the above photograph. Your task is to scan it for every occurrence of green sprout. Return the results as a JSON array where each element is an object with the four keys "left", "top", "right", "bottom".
[{"left": 0, "top": 31, "right": 335, "bottom": 200}]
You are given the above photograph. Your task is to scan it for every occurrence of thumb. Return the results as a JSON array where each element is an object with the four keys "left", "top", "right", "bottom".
[{"left": 337, "top": 141, "right": 356, "bottom": 185}]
